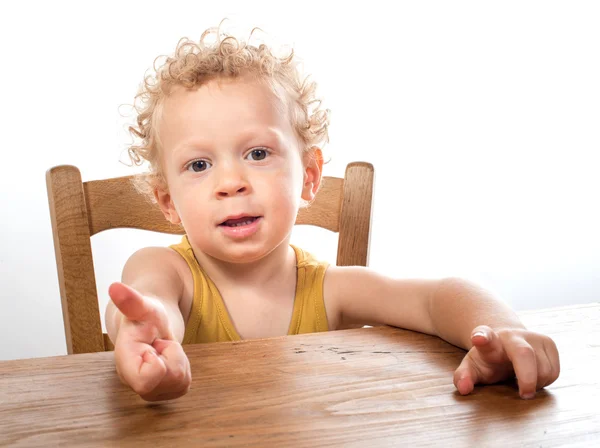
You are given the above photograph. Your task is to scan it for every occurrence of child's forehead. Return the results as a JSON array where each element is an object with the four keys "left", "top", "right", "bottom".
[
  {"left": 163, "top": 78, "right": 288, "bottom": 123},
  {"left": 167, "top": 76, "right": 286, "bottom": 109},
  {"left": 157, "top": 77, "right": 297, "bottom": 150}
]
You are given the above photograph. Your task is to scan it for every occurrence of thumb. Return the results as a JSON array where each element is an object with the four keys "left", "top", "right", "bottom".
[
  {"left": 453, "top": 354, "right": 479, "bottom": 395},
  {"left": 453, "top": 326, "right": 503, "bottom": 395}
]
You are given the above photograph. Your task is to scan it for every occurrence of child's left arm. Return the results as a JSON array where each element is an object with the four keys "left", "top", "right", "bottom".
[{"left": 324, "top": 267, "right": 560, "bottom": 399}]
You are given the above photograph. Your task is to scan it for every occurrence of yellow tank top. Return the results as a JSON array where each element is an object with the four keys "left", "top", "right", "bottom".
[{"left": 170, "top": 236, "right": 330, "bottom": 344}]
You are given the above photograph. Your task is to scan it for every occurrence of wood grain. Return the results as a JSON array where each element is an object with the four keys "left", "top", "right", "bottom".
[
  {"left": 337, "top": 162, "right": 374, "bottom": 267},
  {"left": 46, "top": 165, "right": 105, "bottom": 354},
  {"left": 295, "top": 176, "right": 344, "bottom": 232},
  {"left": 1, "top": 304, "right": 598, "bottom": 447},
  {"left": 84, "top": 175, "right": 184, "bottom": 236}
]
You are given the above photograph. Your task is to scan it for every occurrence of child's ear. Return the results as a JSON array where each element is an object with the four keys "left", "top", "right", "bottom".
[
  {"left": 154, "top": 187, "right": 182, "bottom": 224},
  {"left": 301, "top": 147, "right": 324, "bottom": 202}
]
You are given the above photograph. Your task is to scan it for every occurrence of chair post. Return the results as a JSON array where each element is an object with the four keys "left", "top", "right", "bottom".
[
  {"left": 46, "top": 165, "right": 104, "bottom": 354},
  {"left": 336, "top": 162, "right": 374, "bottom": 267}
]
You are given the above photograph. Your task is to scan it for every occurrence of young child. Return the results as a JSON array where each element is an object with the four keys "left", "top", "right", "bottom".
[{"left": 106, "top": 25, "right": 560, "bottom": 402}]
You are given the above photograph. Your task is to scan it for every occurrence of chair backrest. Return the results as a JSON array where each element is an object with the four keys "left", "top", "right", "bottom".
[{"left": 46, "top": 162, "right": 374, "bottom": 354}]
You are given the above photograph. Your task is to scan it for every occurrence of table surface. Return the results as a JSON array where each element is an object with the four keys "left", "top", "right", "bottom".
[{"left": 1, "top": 303, "right": 599, "bottom": 447}]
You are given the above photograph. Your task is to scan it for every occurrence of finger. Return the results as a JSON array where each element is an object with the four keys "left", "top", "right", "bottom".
[
  {"left": 504, "top": 337, "right": 537, "bottom": 399},
  {"left": 470, "top": 325, "right": 493, "bottom": 348},
  {"left": 109, "top": 283, "right": 172, "bottom": 339},
  {"left": 154, "top": 340, "right": 192, "bottom": 387},
  {"left": 543, "top": 338, "right": 560, "bottom": 387},
  {"left": 535, "top": 347, "right": 553, "bottom": 389},
  {"left": 116, "top": 346, "right": 168, "bottom": 397},
  {"left": 138, "top": 350, "right": 168, "bottom": 394},
  {"left": 470, "top": 326, "right": 506, "bottom": 363},
  {"left": 152, "top": 338, "right": 175, "bottom": 355},
  {"left": 453, "top": 354, "right": 478, "bottom": 395},
  {"left": 109, "top": 282, "right": 154, "bottom": 322},
  {"left": 145, "top": 375, "right": 192, "bottom": 402},
  {"left": 138, "top": 340, "right": 191, "bottom": 402}
]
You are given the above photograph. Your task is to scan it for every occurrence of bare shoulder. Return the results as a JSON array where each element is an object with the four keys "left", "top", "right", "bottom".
[
  {"left": 123, "top": 245, "right": 187, "bottom": 268},
  {"left": 324, "top": 265, "right": 440, "bottom": 336},
  {"left": 123, "top": 246, "right": 188, "bottom": 279}
]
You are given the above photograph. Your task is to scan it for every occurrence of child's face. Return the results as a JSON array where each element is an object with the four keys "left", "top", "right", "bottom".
[{"left": 155, "top": 77, "right": 322, "bottom": 263}]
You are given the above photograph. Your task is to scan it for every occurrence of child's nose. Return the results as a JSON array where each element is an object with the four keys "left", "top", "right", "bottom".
[
  {"left": 215, "top": 165, "right": 250, "bottom": 198},
  {"left": 217, "top": 184, "right": 248, "bottom": 197}
]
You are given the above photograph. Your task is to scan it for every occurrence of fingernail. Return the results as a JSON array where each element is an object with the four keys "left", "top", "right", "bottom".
[
  {"left": 522, "top": 392, "right": 535, "bottom": 400},
  {"left": 473, "top": 331, "right": 486, "bottom": 338}
]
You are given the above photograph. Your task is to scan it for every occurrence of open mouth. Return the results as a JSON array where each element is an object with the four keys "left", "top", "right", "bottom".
[{"left": 219, "top": 216, "right": 261, "bottom": 227}]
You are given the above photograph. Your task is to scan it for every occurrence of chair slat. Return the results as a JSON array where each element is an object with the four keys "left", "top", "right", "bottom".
[
  {"left": 84, "top": 176, "right": 185, "bottom": 236},
  {"left": 46, "top": 166, "right": 105, "bottom": 354},
  {"left": 337, "top": 162, "right": 374, "bottom": 267},
  {"left": 295, "top": 177, "right": 343, "bottom": 232}
]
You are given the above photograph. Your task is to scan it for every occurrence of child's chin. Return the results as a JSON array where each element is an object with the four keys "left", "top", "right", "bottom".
[{"left": 211, "top": 245, "right": 272, "bottom": 264}]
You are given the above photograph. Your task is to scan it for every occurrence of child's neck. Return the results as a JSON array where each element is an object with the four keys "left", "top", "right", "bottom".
[{"left": 191, "top": 238, "right": 296, "bottom": 289}]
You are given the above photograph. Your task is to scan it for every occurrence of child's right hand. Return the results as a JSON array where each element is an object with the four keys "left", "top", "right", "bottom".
[{"left": 108, "top": 282, "right": 191, "bottom": 401}]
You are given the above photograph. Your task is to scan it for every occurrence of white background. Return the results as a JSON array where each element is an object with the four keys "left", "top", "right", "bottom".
[{"left": 1, "top": 1, "right": 598, "bottom": 360}]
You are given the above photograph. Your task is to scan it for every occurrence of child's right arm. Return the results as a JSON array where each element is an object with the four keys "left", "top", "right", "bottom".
[{"left": 106, "top": 247, "right": 192, "bottom": 401}]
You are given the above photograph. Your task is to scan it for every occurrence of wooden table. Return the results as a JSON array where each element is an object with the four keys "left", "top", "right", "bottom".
[{"left": 1, "top": 304, "right": 599, "bottom": 447}]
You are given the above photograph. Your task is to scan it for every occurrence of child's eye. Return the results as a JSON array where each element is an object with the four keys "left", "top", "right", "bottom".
[
  {"left": 186, "top": 159, "right": 212, "bottom": 172},
  {"left": 246, "top": 148, "right": 269, "bottom": 161}
]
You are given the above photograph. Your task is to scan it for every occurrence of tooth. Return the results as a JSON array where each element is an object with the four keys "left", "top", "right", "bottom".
[{"left": 226, "top": 218, "right": 256, "bottom": 227}]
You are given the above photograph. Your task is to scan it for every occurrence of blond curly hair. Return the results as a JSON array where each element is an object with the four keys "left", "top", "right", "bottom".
[{"left": 127, "top": 25, "right": 330, "bottom": 197}]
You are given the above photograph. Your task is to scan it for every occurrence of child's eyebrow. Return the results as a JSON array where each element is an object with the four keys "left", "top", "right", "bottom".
[
  {"left": 172, "top": 127, "right": 287, "bottom": 156},
  {"left": 235, "top": 127, "right": 286, "bottom": 146},
  {"left": 171, "top": 140, "right": 210, "bottom": 158}
]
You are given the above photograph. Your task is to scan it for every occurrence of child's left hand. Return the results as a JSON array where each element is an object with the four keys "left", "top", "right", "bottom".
[{"left": 453, "top": 325, "right": 560, "bottom": 399}]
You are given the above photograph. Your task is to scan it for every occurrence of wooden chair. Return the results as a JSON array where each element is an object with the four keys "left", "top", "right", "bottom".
[{"left": 46, "top": 162, "right": 375, "bottom": 354}]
